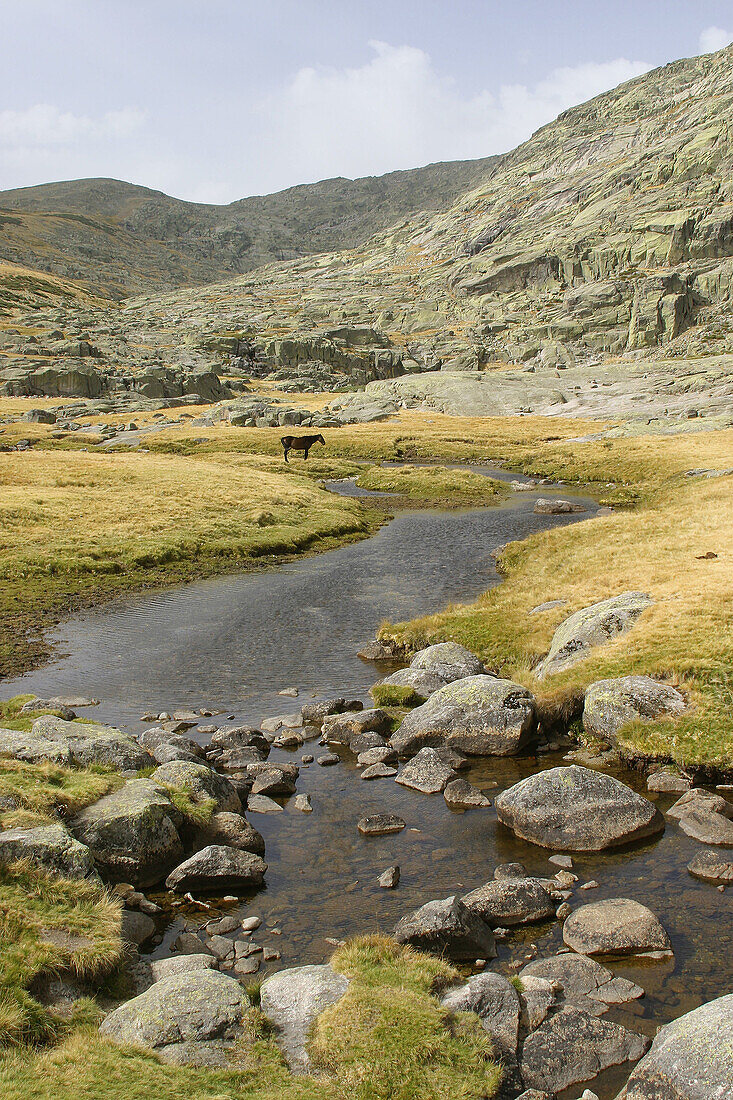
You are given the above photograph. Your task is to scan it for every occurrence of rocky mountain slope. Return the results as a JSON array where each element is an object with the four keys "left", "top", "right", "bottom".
[
  {"left": 96, "top": 42, "right": 733, "bottom": 378},
  {"left": 0, "top": 156, "right": 499, "bottom": 299}
]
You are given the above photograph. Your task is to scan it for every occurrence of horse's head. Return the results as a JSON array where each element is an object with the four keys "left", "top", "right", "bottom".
[{"left": 317, "top": 434, "right": 326, "bottom": 445}]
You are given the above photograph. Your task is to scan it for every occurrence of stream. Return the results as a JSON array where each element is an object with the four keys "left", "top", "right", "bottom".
[{"left": 3, "top": 472, "right": 730, "bottom": 1099}]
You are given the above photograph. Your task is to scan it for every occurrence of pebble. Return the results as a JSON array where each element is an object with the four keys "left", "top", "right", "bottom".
[
  {"left": 279, "top": 688, "right": 299, "bottom": 697},
  {"left": 317, "top": 753, "right": 340, "bottom": 766},
  {"left": 205, "top": 915, "right": 240, "bottom": 936},
  {"left": 548, "top": 854, "right": 574, "bottom": 870},
  {"left": 294, "top": 793, "right": 313, "bottom": 813},
  {"left": 240, "top": 916, "right": 261, "bottom": 932},
  {"left": 358, "top": 813, "right": 406, "bottom": 836},
  {"left": 235, "top": 956, "right": 260, "bottom": 975},
  {"left": 301, "top": 754, "right": 314, "bottom": 764},
  {"left": 556, "top": 903, "right": 572, "bottom": 920},
  {"left": 247, "top": 794, "right": 283, "bottom": 813},
  {"left": 580, "top": 880, "right": 600, "bottom": 890},
  {"left": 263, "top": 948, "right": 281, "bottom": 961}
]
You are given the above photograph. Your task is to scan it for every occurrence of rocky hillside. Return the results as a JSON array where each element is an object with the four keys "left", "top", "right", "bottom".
[
  {"left": 0, "top": 157, "right": 499, "bottom": 299},
  {"left": 99, "top": 42, "right": 733, "bottom": 378}
]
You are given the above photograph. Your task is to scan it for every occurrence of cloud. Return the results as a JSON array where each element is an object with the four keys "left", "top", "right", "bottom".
[
  {"left": 699, "top": 26, "right": 732, "bottom": 53},
  {"left": 254, "top": 41, "right": 651, "bottom": 190},
  {"left": 0, "top": 104, "right": 145, "bottom": 147}
]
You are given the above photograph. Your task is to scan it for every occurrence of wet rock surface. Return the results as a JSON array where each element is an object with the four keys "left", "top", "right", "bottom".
[
  {"left": 461, "top": 876, "right": 556, "bottom": 927},
  {"left": 390, "top": 675, "right": 537, "bottom": 757},
  {"left": 495, "top": 765, "right": 664, "bottom": 850},
  {"left": 563, "top": 898, "right": 672, "bottom": 956},
  {"left": 393, "top": 895, "right": 496, "bottom": 960}
]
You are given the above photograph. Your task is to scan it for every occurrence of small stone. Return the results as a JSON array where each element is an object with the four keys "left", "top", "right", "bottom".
[
  {"left": 317, "top": 753, "right": 340, "bottom": 767},
  {"left": 205, "top": 915, "right": 240, "bottom": 936},
  {"left": 556, "top": 903, "right": 572, "bottom": 920},
  {"left": 301, "top": 755, "right": 314, "bottom": 764},
  {"left": 234, "top": 956, "right": 261, "bottom": 975},
  {"left": 293, "top": 793, "right": 313, "bottom": 813},
  {"left": 247, "top": 794, "right": 283, "bottom": 814},
  {"left": 263, "top": 948, "right": 281, "bottom": 961},
  {"left": 548, "top": 855, "right": 573, "bottom": 870},
  {"left": 443, "top": 778, "right": 491, "bottom": 809},
  {"left": 580, "top": 880, "right": 599, "bottom": 890},
  {"left": 278, "top": 688, "right": 299, "bottom": 697},
  {"left": 206, "top": 935, "right": 235, "bottom": 961},
  {"left": 379, "top": 865, "right": 400, "bottom": 888}
]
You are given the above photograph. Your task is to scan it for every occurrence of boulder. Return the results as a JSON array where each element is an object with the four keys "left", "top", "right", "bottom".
[
  {"left": 357, "top": 813, "right": 405, "bottom": 836},
  {"left": 140, "top": 728, "right": 205, "bottom": 765},
  {"left": 677, "top": 807, "right": 733, "bottom": 846},
  {"left": 535, "top": 593, "right": 653, "bottom": 678},
  {"left": 121, "top": 909, "right": 156, "bottom": 946},
  {"left": 322, "top": 708, "right": 391, "bottom": 747},
  {"left": 647, "top": 769, "right": 691, "bottom": 793},
  {"left": 517, "top": 975, "right": 558, "bottom": 1031},
  {"left": 395, "top": 747, "right": 456, "bottom": 793},
  {"left": 151, "top": 954, "right": 218, "bottom": 982},
  {"left": 521, "top": 1006, "right": 649, "bottom": 1093},
  {"left": 686, "top": 848, "right": 733, "bottom": 884},
  {"left": 259, "top": 964, "right": 350, "bottom": 1073},
  {"left": 361, "top": 762, "right": 398, "bottom": 779},
  {"left": 151, "top": 761, "right": 241, "bottom": 814},
  {"left": 248, "top": 763, "right": 298, "bottom": 797},
  {"left": 583, "top": 676, "right": 686, "bottom": 745},
  {"left": 563, "top": 898, "right": 671, "bottom": 956},
  {"left": 375, "top": 642, "right": 485, "bottom": 700},
  {"left": 192, "top": 812, "right": 265, "bottom": 856},
  {"left": 0, "top": 716, "right": 153, "bottom": 772},
  {"left": 495, "top": 766, "right": 664, "bottom": 850},
  {"left": 666, "top": 789, "right": 732, "bottom": 821},
  {"left": 391, "top": 676, "right": 537, "bottom": 757},
  {"left": 617, "top": 993, "right": 733, "bottom": 1099},
  {"left": 393, "top": 895, "right": 496, "bottom": 960},
  {"left": 534, "top": 498, "right": 586, "bottom": 514},
  {"left": 165, "top": 845, "right": 267, "bottom": 893},
  {"left": 300, "top": 698, "right": 363, "bottom": 725},
  {"left": 372, "top": 668, "right": 439, "bottom": 700},
  {"left": 443, "top": 778, "right": 491, "bottom": 809},
  {"left": 521, "top": 954, "right": 644, "bottom": 1015},
  {"left": 70, "top": 779, "right": 183, "bottom": 887},
  {"left": 461, "top": 877, "right": 556, "bottom": 927},
  {"left": 441, "top": 972, "right": 520, "bottom": 1060},
  {"left": 99, "top": 970, "right": 249, "bottom": 1060},
  {"left": 0, "top": 822, "right": 95, "bottom": 878}
]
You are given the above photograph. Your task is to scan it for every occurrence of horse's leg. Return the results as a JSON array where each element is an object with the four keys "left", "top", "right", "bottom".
[
  {"left": 283, "top": 446, "right": 289, "bottom": 463},
  {"left": 303, "top": 446, "right": 310, "bottom": 460}
]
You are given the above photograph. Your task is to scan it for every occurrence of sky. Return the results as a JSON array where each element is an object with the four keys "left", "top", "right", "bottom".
[{"left": 0, "top": 1, "right": 731, "bottom": 204}]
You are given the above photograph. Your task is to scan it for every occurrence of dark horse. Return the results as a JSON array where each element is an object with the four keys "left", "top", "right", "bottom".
[{"left": 280, "top": 433, "right": 325, "bottom": 463}]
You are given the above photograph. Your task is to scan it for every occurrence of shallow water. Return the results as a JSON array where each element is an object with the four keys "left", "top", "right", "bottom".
[{"left": 3, "top": 480, "right": 731, "bottom": 1099}]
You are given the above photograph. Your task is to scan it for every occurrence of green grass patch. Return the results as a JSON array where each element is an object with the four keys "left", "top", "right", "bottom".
[
  {"left": 0, "top": 935, "right": 501, "bottom": 1100},
  {"left": 370, "top": 683, "right": 426, "bottom": 709},
  {"left": 356, "top": 464, "right": 508, "bottom": 507},
  {"left": 159, "top": 785, "right": 216, "bottom": 828},
  {"left": 0, "top": 862, "right": 122, "bottom": 1046},
  {"left": 0, "top": 757, "right": 123, "bottom": 830}
]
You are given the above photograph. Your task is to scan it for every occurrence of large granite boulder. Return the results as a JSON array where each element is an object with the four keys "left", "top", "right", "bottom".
[
  {"left": 100, "top": 969, "right": 249, "bottom": 1063},
  {"left": 583, "top": 676, "right": 686, "bottom": 745},
  {"left": 151, "top": 761, "right": 241, "bottom": 814},
  {"left": 495, "top": 766, "right": 664, "bottom": 850},
  {"left": 677, "top": 807, "right": 733, "bottom": 846},
  {"left": 686, "top": 848, "right": 733, "bottom": 884},
  {"left": 461, "top": 876, "right": 556, "bottom": 927},
  {"left": 616, "top": 993, "right": 733, "bottom": 1099},
  {"left": 259, "top": 964, "right": 350, "bottom": 1073},
  {"left": 0, "top": 822, "right": 95, "bottom": 878},
  {"left": 322, "top": 709, "right": 392, "bottom": 748},
  {"left": 192, "top": 811, "right": 265, "bottom": 856},
  {"left": 0, "top": 716, "right": 153, "bottom": 772},
  {"left": 441, "top": 972, "right": 520, "bottom": 1061},
  {"left": 140, "top": 728, "right": 206, "bottom": 765},
  {"left": 535, "top": 592, "right": 653, "bottom": 678},
  {"left": 391, "top": 676, "right": 536, "bottom": 757},
  {"left": 70, "top": 779, "right": 183, "bottom": 887},
  {"left": 521, "top": 1005, "right": 649, "bottom": 1093},
  {"left": 165, "top": 845, "right": 267, "bottom": 893},
  {"left": 521, "top": 953, "right": 644, "bottom": 1016},
  {"left": 375, "top": 642, "right": 484, "bottom": 700},
  {"left": 563, "top": 899, "right": 671, "bottom": 956},
  {"left": 395, "top": 747, "right": 456, "bottom": 793},
  {"left": 393, "top": 895, "right": 496, "bottom": 960}
]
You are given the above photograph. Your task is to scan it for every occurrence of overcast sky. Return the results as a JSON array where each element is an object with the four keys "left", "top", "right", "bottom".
[{"left": 0, "top": 1, "right": 731, "bottom": 204}]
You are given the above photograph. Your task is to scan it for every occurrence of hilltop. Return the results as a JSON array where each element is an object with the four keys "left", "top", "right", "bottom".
[{"left": 0, "top": 156, "right": 499, "bottom": 299}]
